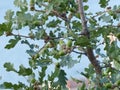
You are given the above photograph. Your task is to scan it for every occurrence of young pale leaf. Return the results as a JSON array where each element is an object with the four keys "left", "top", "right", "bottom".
[
  {"left": 14, "top": 0, "right": 22, "bottom": 7},
  {"left": 4, "top": 10, "right": 14, "bottom": 21},
  {"left": 16, "top": 12, "right": 32, "bottom": 28},
  {"left": 14, "top": 0, "right": 28, "bottom": 11}
]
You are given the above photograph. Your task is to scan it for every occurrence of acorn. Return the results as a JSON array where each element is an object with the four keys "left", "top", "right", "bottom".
[
  {"left": 105, "top": 83, "right": 112, "bottom": 88},
  {"left": 59, "top": 39, "right": 64, "bottom": 45},
  {"left": 33, "top": 21, "right": 40, "bottom": 26},
  {"left": 55, "top": 62, "right": 60, "bottom": 69},
  {"left": 30, "top": 0, "right": 35, "bottom": 11},
  {"left": 67, "top": 40, "right": 72, "bottom": 47},
  {"left": 116, "top": 80, "right": 120, "bottom": 86},
  {"left": 59, "top": 50, "right": 65, "bottom": 56}
]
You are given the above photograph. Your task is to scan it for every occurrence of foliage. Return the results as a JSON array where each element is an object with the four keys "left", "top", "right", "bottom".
[{"left": 0, "top": 0, "right": 120, "bottom": 90}]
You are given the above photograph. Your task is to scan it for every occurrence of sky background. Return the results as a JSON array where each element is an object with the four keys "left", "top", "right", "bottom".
[{"left": 0, "top": 0, "right": 120, "bottom": 86}]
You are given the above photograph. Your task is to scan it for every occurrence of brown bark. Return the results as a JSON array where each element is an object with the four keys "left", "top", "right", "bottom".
[{"left": 77, "top": 0, "right": 102, "bottom": 75}]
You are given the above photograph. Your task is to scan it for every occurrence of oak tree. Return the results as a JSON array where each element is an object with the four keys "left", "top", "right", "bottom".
[{"left": 0, "top": 0, "right": 120, "bottom": 89}]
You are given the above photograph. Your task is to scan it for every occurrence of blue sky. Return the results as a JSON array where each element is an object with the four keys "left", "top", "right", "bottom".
[{"left": 0, "top": 0, "right": 120, "bottom": 85}]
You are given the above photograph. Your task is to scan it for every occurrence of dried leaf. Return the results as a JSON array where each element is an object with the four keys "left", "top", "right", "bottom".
[{"left": 107, "top": 33, "right": 117, "bottom": 44}]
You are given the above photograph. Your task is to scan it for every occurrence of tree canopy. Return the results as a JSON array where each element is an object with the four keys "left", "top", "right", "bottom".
[{"left": 0, "top": 0, "right": 120, "bottom": 90}]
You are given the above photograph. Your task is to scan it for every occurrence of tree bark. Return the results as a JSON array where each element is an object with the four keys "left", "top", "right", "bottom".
[{"left": 77, "top": 0, "right": 102, "bottom": 75}]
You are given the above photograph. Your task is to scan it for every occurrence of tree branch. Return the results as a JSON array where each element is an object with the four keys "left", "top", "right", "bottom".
[
  {"left": 77, "top": 0, "right": 89, "bottom": 36},
  {"left": 77, "top": 0, "right": 102, "bottom": 75}
]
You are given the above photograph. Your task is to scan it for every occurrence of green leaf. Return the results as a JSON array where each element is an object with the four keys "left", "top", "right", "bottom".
[
  {"left": 17, "top": 82, "right": 26, "bottom": 88},
  {"left": 60, "top": 55, "right": 79, "bottom": 68},
  {"left": 39, "top": 66, "right": 47, "bottom": 84},
  {"left": 79, "top": 83, "right": 86, "bottom": 90},
  {"left": 4, "top": 10, "right": 14, "bottom": 21},
  {"left": 4, "top": 62, "right": 16, "bottom": 72},
  {"left": 83, "top": 0, "right": 88, "bottom": 2},
  {"left": 81, "top": 72, "right": 89, "bottom": 78},
  {"left": 47, "top": 19, "right": 61, "bottom": 27},
  {"left": 45, "top": 3, "right": 53, "bottom": 15},
  {"left": 81, "top": 64, "right": 95, "bottom": 78},
  {"left": 35, "top": 29, "right": 46, "bottom": 40},
  {"left": 0, "top": 84, "right": 4, "bottom": 89},
  {"left": 58, "top": 69, "right": 67, "bottom": 88},
  {"left": 18, "top": 65, "right": 32, "bottom": 76},
  {"left": 95, "top": 48, "right": 106, "bottom": 57},
  {"left": 29, "top": 59, "right": 37, "bottom": 69},
  {"left": 26, "top": 50, "right": 36, "bottom": 56},
  {"left": 113, "top": 58, "right": 120, "bottom": 70},
  {"left": 84, "top": 5, "right": 89, "bottom": 11},
  {"left": 37, "top": 58, "right": 52, "bottom": 67},
  {"left": 75, "top": 36, "right": 90, "bottom": 47},
  {"left": 4, "top": 82, "right": 26, "bottom": 89},
  {"left": 71, "top": 77, "right": 82, "bottom": 83},
  {"left": 5, "top": 36, "right": 21, "bottom": 49},
  {"left": 72, "top": 21, "right": 81, "bottom": 30},
  {"left": 99, "top": 0, "right": 110, "bottom": 8},
  {"left": 0, "top": 23, "right": 6, "bottom": 36},
  {"left": 100, "top": 14, "right": 112, "bottom": 23},
  {"left": 0, "top": 22, "right": 12, "bottom": 36},
  {"left": 96, "top": 48, "right": 100, "bottom": 54},
  {"left": 16, "top": 12, "right": 32, "bottom": 29},
  {"left": 4, "top": 82, "right": 13, "bottom": 88},
  {"left": 100, "top": 77, "right": 109, "bottom": 83},
  {"left": 48, "top": 67, "right": 60, "bottom": 82}
]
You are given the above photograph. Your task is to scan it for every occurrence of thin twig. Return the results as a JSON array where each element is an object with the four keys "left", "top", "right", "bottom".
[
  {"left": 72, "top": 50, "right": 87, "bottom": 55},
  {"left": 5, "top": 32, "right": 31, "bottom": 38},
  {"left": 12, "top": 33, "right": 31, "bottom": 38},
  {"left": 38, "top": 42, "right": 48, "bottom": 53}
]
